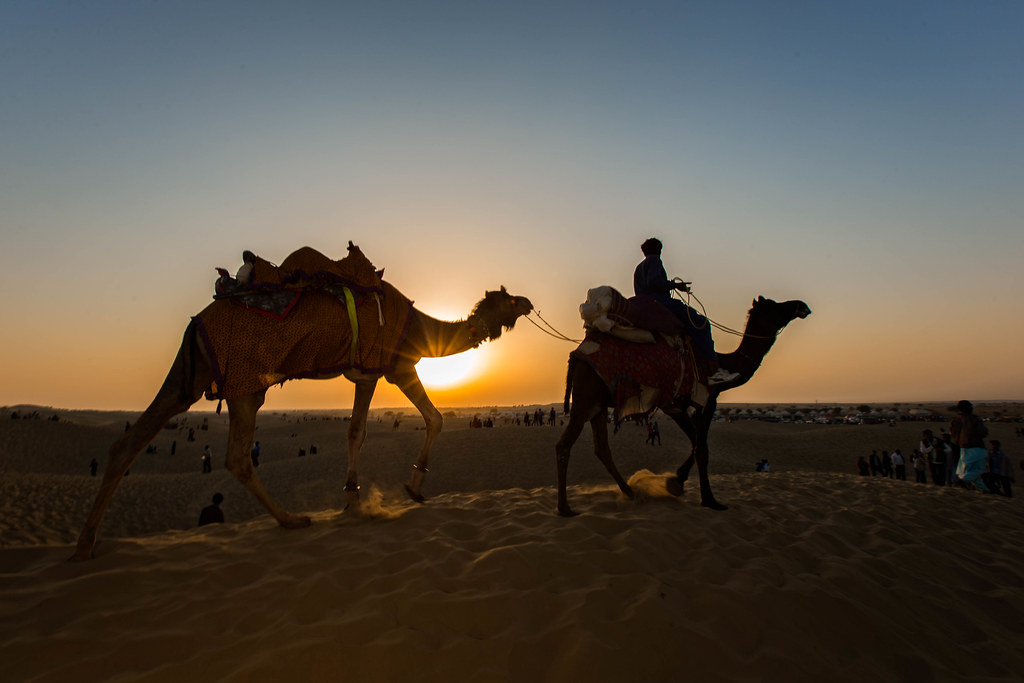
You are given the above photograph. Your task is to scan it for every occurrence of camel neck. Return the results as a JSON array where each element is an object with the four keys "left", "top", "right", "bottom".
[{"left": 406, "top": 314, "right": 477, "bottom": 359}]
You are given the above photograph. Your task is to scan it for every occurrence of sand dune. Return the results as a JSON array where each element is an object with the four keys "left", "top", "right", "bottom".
[{"left": 2, "top": 407, "right": 1023, "bottom": 682}]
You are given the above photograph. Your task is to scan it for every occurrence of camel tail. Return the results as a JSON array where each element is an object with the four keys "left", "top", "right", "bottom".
[
  {"left": 563, "top": 357, "right": 575, "bottom": 414},
  {"left": 179, "top": 319, "right": 201, "bottom": 405}
]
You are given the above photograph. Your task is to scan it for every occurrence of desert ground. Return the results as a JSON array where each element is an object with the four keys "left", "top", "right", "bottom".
[{"left": 2, "top": 403, "right": 1023, "bottom": 682}]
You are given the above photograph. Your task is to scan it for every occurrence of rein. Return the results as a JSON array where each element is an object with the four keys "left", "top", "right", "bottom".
[
  {"left": 525, "top": 310, "right": 582, "bottom": 344},
  {"left": 676, "top": 286, "right": 781, "bottom": 341}
]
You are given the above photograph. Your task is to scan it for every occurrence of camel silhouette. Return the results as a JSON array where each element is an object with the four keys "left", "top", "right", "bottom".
[
  {"left": 555, "top": 296, "right": 811, "bottom": 516},
  {"left": 71, "top": 247, "right": 532, "bottom": 560}
]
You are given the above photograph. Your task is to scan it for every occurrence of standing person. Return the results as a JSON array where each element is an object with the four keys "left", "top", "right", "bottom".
[
  {"left": 869, "top": 450, "right": 882, "bottom": 476},
  {"left": 880, "top": 450, "right": 893, "bottom": 478},
  {"left": 201, "top": 445, "right": 212, "bottom": 474},
  {"left": 632, "top": 238, "right": 738, "bottom": 385},
  {"left": 891, "top": 449, "right": 907, "bottom": 481},
  {"left": 941, "top": 431, "right": 959, "bottom": 486},
  {"left": 250, "top": 441, "right": 261, "bottom": 468},
  {"left": 988, "top": 440, "right": 1014, "bottom": 497},
  {"left": 650, "top": 420, "right": 661, "bottom": 446},
  {"left": 857, "top": 456, "right": 870, "bottom": 476},
  {"left": 198, "top": 493, "right": 225, "bottom": 526},
  {"left": 949, "top": 400, "right": 989, "bottom": 491},
  {"left": 912, "top": 449, "right": 928, "bottom": 483},
  {"left": 921, "top": 429, "right": 947, "bottom": 486},
  {"left": 89, "top": 458, "right": 99, "bottom": 476}
]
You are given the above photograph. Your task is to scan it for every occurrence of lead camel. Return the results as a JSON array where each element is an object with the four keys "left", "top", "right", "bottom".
[{"left": 71, "top": 245, "right": 532, "bottom": 560}]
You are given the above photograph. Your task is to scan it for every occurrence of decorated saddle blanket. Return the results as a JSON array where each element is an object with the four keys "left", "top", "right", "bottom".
[
  {"left": 571, "top": 330, "right": 709, "bottom": 422},
  {"left": 194, "top": 278, "right": 414, "bottom": 401},
  {"left": 215, "top": 244, "right": 384, "bottom": 319}
]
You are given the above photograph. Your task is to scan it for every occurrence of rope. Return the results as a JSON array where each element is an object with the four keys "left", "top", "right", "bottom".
[
  {"left": 525, "top": 311, "right": 582, "bottom": 344},
  {"left": 672, "top": 283, "right": 779, "bottom": 341}
]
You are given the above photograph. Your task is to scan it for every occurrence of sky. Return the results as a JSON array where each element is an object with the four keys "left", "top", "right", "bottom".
[{"left": 2, "top": 1, "right": 1022, "bottom": 412}]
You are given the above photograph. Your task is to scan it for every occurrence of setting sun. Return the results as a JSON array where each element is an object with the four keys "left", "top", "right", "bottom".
[{"left": 416, "top": 350, "right": 481, "bottom": 388}]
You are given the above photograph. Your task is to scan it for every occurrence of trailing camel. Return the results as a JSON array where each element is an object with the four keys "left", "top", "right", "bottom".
[
  {"left": 71, "top": 245, "right": 532, "bottom": 560},
  {"left": 555, "top": 295, "right": 811, "bottom": 516}
]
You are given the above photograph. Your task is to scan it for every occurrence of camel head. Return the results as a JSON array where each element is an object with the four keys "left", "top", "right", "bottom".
[
  {"left": 749, "top": 297, "right": 812, "bottom": 336},
  {"left": 469, "top": 286, "right": 533, "bottom": 343}
]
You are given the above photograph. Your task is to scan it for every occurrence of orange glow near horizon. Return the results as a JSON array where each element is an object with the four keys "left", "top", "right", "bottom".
[{"left": 415, "top": 350, "right": 481, "bottom": 389}]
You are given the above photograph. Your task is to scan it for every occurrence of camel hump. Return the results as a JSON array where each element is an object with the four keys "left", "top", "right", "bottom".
[{"left": 257, "top": 245, "right": 381, "bottom": 292}]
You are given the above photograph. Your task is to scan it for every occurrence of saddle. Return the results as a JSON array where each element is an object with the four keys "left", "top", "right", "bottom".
[
  {"left": 214, "top": 242, "right": 384, "bottom": 320},
  {"left": 574, "top": 286, "right": 711, "bottom": 419}
]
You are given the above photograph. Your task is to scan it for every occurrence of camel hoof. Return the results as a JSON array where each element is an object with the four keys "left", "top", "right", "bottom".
[
  {"left": 700, "top": 500, "right": 728, "bottom": 511},
  {"left": 68, "top": 549, "right": 92, "bottom": 562},
  {"left": 666, "top": 477, "right": 685, "bottom": 497},
  {"left": 557, "top": 506, "right": 579, "bottom": 518},
  {"left": 404, "top": 484, "right": 426, "bottom": 504},
  {"left": 623, "top": 486, "right": 635, "bottom": 500}
]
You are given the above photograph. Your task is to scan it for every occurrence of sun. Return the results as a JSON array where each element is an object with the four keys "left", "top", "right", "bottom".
[{"left": 416, "top": 350, "right": 481, "bottom": 388}]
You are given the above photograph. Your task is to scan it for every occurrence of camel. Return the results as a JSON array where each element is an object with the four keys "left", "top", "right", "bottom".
[
  {"left": 555, "top": 296, "right": 811, "bottom": 516},
  {"left": 70, "top": 252, "right": 532, "bottom": 561}
]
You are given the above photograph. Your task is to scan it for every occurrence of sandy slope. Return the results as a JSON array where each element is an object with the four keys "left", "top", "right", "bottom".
[{"left": 1, "top": 408, "right": 1023, "bottom": 682}]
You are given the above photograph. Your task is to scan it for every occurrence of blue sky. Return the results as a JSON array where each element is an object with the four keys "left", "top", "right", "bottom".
[{"left": 2, "top": 1, "right": 1022, "bottom": 409}]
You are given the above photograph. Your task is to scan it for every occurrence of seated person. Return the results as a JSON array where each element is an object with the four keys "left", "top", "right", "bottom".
[{"left": 633, "top": 237, "right": 738, "bottom": 385}]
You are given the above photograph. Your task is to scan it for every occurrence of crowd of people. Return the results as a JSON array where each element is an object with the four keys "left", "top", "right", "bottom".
[{"left": 857, "top": 400, "right": 1017, "bottom": 497}]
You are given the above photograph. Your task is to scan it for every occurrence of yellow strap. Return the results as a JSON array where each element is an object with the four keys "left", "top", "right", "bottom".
[{"left": 343, "top": 287, "right": 358, "bottom": 364}]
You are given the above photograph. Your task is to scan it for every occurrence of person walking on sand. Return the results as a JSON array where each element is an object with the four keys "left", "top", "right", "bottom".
[
  {"left": 647, "top": 420, "right": 661, "bottom": 446},
  {"left": 950, "top": 400, "right": 989, "bottom": 491},
  {"left": 201, "top": 445, "right": 212, "bottom": 474}
]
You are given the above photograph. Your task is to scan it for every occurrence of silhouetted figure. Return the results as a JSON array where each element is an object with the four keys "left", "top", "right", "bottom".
[
  {"left": 90, "top": 459, "right": 99, "bottom": 476},
  {"left": 198, "top": 493, "right": 225, "bottom": 526},
  {"left": 950, "top": 400, "right": 988, "bottom": 491},
  {"left": 202, "top": 445, "right": 212, "bottom": 473},
  {"left": 251, "top": 441, "right": 261, "bottom": 468},
  {"left": 633, "top": 237, "right": 737, "bottom": 385},
  {"left": 171, "top": 440, "right": 177, "bottom": 455},
  {"left": 988, "top": 440, "right": 1014, "bottom": 497},
  {"left": 857, "top": 456, "right": 869, "bottom": 476},
  {"left": 869, "top": 450, "right": 881, "bottom": 476}
]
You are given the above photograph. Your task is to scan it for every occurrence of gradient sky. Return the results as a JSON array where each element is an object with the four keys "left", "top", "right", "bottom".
[{"left": 2, "top": 1, "right": 1022, "bottom": 411}]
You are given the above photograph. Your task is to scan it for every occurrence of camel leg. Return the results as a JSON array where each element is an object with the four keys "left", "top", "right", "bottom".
[
  {"left": 590, "top": 412, "right": 633, "bottom": 500},
  {"left": 388, "top": 369, "right": 441, "bottom": 503},
  {"left": 665, "top": 407, "right": 697, "bottom": 497},
  {"left": 688, "top": 398, "right": 727, "bottom": 510},
  {"left": 344, "top": 379, "right": 377, "bottom": 512},
  {"left": 555, "top": 407, "right": 588, "bottom": 517},
  {"left": 225, "top": 393, "right": 311, "bottom": 529},
  {"left": 70, "top": 329, "right": 208, "bottom": 561}
]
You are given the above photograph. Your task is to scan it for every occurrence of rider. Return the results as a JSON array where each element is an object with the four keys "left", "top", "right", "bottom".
[{"left": 633, "top": 237, "right": 738, "bottom": 386}]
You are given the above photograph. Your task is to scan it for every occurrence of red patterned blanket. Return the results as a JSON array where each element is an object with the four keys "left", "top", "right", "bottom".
[{"left": 571, "top": 331, "right": 709, "bottom": 422}]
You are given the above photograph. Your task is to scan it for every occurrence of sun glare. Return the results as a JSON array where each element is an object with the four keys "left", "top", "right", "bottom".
[{"left": 416, "top": 350, "right": 480, "bottom": 388}]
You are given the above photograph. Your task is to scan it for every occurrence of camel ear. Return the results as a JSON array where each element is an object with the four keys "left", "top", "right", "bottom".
[
  {"left": 757, "top": 296, "right": 766, "bottom": 303},
  {"left": 500, "top": 285, "right": 507, "bottom": 293}
]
